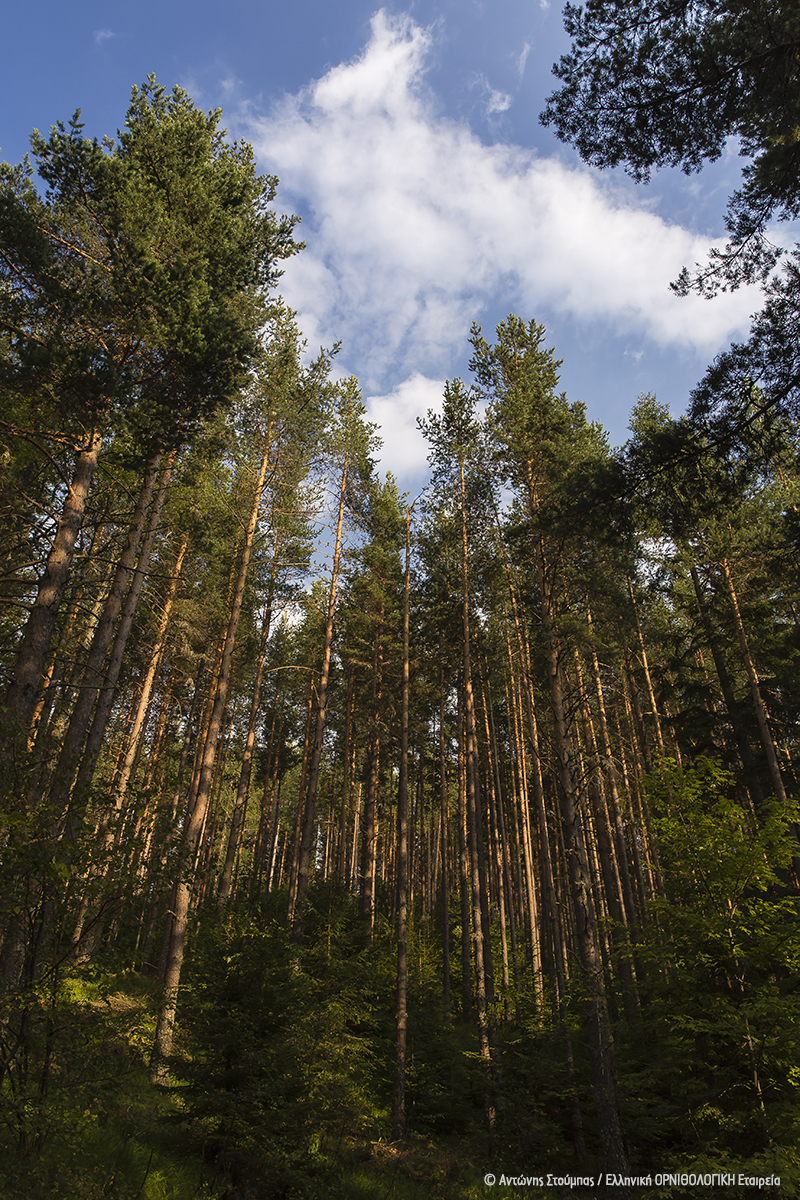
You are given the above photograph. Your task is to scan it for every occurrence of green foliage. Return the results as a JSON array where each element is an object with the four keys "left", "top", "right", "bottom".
[
  {"left": 0, "top": 969, "right": 216, "bottom": 1200},
  {"left": 169, "top": 888, "right": 502, "bottom": 1197},
  {"left": 495, "top": 1020, "right": 584, "bottom": 1171},
  {"left": 688, "top": 250, "right": 800, "bottom": 460},
  {"left": 0, "top": 76, "right": 300, "bottom": 466},
  {"left": 541, "top": 0, "right": 800, "bottom": 292},
  {"left": 633, "top": 757, "right": 800, "bottom": 1170},
  {"left": 179, "top": 891, "right": 387, "bottom": 1196},
  {"left": 471, "top": 313, "right": 619, "bottom": 550},
  {"left": 541, "top": 0, "right": 800, "bottom": 500},
  {"left": 650, "top": 757, "right": 797, "bottom": 914}
]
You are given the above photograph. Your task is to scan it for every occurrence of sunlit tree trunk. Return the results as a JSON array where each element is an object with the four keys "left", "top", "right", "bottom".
[
  {"left": 574, "top": 649, "right": 640, "bottom": 1028},
  {"left": 335, "top": 669, "right": 356, "bottom": 882},
  {"left": 116, "top": 535, "right": 189, "bottom": 807},
  {"left": 456, "top": 462, "right": 499, "bottom": 1127},
  {"left": 49, "top": 451, "right": 164, "bottom": 826},
  {"left": 627, "top": 576, "right": 665, "bottom": 756},
  {"left": 72, "top": 453, "right": 176, "bottom": 817},
  {"left": 439, "top": 692, "right": 451, "bottom": 1013},
  {"left": 586, "top": 606, "right": 640, "bottom": 928},
  {"left": 218, "top": 548, "right": 280, "bottom": 904},
  {"left": 150, "top": 440, "right": 270, "bottom": 1081},
  {"left": 479, "top": 662, "right": 514, "bottom": 1017},
  {"left": 291, "top": 458, "right": 348, "bottom": 939},
  {"left": 1, "top": 430, "right": 103, "bottom": 760}
]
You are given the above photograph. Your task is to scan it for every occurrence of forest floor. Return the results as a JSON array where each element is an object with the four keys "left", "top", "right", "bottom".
[{"left": 0, "top": 968, "right": 544, "bottom": 1200}]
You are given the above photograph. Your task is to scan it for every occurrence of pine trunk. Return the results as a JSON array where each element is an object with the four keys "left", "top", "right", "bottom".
[
  {"left": 391, "top": 509, "right": 411, "bottom": 1142},
  {"left": 291, "top": 458, "right": 348, "bottom": 937},
  {"left": 149, "top": 442, "right": 270, "bottom": 1081},
  {"left": 2, "top": 431, "right": 103, "bottom": 762}
]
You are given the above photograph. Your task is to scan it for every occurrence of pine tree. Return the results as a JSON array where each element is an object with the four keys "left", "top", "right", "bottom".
[
  {"left": 0, "top": 79, "right": 299, "bottom": 763},
  {"left": 472, "top": 315, "right": 630, "bottom": 1180}
]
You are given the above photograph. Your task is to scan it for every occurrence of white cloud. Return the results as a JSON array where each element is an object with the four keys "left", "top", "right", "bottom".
[
  {"left": 515, "top": 42, "right": 532, "bottom": 77},
  {"left": 93, "top": 28, "right": 115, "bottom": 45},
  {"left": 472, "top": 72, "right": 512, "bottom": 114},
  {"left": 486, "top": 87, "right": 512, "bottom": 114},
  {"left": 247, "top": 10, "right": 756, "bottom": 402},
  {"left": 366, "top": 372, "right": 445, "bottom": 480}
]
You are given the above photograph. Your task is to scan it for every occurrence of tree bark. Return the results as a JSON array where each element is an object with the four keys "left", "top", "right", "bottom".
[
  {"left": 525, "top": 468, "right": 628, "bottom": 1177},
  {"left": 149, "top": 440, "right": 270, "bottom": 1082},
  {"left": 1, "top": 430, "right": 103, "bottom": 763},
  {"left": 218, "top": 565, "right": 278, "bottom": 903},
  {"left": 458, "top": 461, "right": 499, "bottom": 1128},
  {"left": 115, "top": 534, "right": 188, "bottom": 807},
  {"left": 627, "top": 576, "right": 665, "bottom": 755},
  {"left": 438, "top": 690, "right": 451, "bottom": 1013},
  {"left": 291, "top": 457, "right": 348, "bottom": 938},
  {"left": 392, "top": 508, "right": 411, "bottom": 1142},
  {"left": 720, "top": 556, "right": 787, "bottom": 804},
  {"left": 49, "top": 451, "right": 164, "bottom": 825}
]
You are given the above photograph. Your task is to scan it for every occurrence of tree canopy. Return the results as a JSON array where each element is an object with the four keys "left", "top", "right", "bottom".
[
  {"left": 0, "top": 77, "right": 300, "bottom": 456},
  {"left": 541, "top": 0, "right": 800, "bottom": 292}
]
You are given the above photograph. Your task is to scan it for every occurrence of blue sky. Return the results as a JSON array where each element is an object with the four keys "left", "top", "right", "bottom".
[{"left": 2, "top": 1, "right": 767, "bottom": 484}]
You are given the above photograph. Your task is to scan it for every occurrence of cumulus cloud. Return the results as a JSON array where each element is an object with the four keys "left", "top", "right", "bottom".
[
  {"left": 247, "top": 9, "right": 756, "bottom": 453},
  {"left": 366, "top": 372, "right": 445, "bottom": 480}
]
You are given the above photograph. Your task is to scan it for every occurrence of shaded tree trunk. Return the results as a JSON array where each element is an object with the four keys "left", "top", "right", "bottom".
[
  {"left": 392, "top": 508, "right": 411, "bottom": 1142},
  {"left": 720, "top": 556, "right": 787, "bottom": 804}
]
